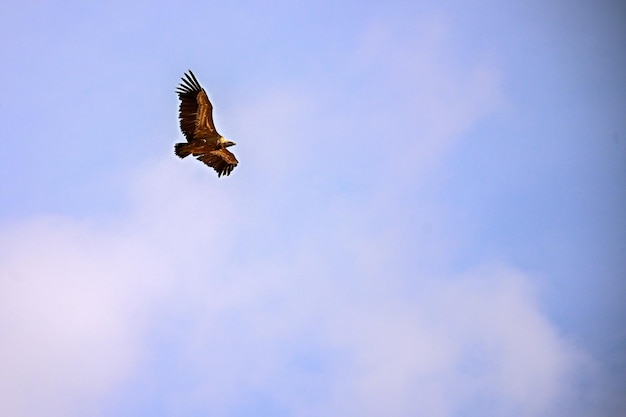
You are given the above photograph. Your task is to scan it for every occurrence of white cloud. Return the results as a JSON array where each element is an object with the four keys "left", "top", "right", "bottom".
[
  {"left": 0, "top": 154, "right": 598, "bottom": 417},
  {"left": 0, "top": 217, "right": 162, "bottom": 416}
]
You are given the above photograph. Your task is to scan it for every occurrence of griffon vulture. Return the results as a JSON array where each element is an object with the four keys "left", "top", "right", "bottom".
[{"left": 174, "top": 70, "right": 238, "bottom": 177}]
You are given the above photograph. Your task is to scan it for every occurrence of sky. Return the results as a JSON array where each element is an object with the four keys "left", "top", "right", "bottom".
[{"left": 0, "top": 0, "right": 624, "bottom": 416}]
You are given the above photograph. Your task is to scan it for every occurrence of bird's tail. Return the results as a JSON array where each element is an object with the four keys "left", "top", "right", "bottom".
[{"left": 174, "top": 142, "right": 193, "bottom": 158}]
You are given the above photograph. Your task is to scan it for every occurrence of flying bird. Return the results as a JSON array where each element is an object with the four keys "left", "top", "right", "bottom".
[{"left": 174, "top": 70, "right": 238, "bottom": 177}]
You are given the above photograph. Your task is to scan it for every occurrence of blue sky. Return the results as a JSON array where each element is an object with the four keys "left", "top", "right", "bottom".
[{"left": 0, "top": 0, "right": 624, "bottom": 416}]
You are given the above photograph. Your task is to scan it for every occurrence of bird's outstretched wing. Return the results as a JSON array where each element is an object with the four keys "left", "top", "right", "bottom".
[
  {"left": 176, "top": 70, "right": 220, "bottom": 141},
  {"left": 198, "top": 148, "right": 239, "bottom": 177}
]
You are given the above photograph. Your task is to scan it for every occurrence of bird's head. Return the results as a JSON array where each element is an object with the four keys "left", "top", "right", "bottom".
[{"left": 220, "top": 137, "right": 237, "bottom": 148}]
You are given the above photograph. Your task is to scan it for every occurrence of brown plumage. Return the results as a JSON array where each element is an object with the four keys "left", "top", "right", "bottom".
[{"left": 174, "top": 70, "right": 238, "bottom": 177}]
